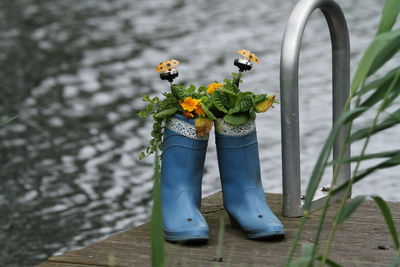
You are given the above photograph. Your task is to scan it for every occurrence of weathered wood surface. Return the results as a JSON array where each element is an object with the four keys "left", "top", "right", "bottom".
[{"left": 37, "top": 192, "right": 399, "bottom": 267}]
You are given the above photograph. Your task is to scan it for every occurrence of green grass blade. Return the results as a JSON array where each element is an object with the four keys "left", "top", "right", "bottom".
[
  {"left": 357, "top": 67, "right": 400, "bottom": 95},
  {"left": 357, "top": 66, "right": 400, "bottom": 96},
  {"left": 351, "top": 29, "right": 400, "bottom": 93},
  {"left": 357, "top": 154, "right": 400, "bottom": 178},
  {"left": 376, "top": 0, "right": 400, "bottom": 35},
  {"left": 214, "top": 218, "right": 225, "bottom": 266},
  {"left": 329, "top": 149, "right": 400, "bottom": 165},
  {"left": 389, "top": 257, "right": 400, "bottom": 267},
  {"left": 315, "top": 256, "right": 342, "bottom": 267},
  {"left": 302, "top": 243, "right": 314, "bottom": 258},
  {"left": 371, "top": 196, "right": 399, "bottom": 250},
  {"left": 350, "top": 108, "right": 400, "bottom": 143},
  {"left": 0, "top": 115, "right": 18, "bottom": 126},
  {"left": 150, "top": 149, "right": 165, "bottom": 267},
  {"left": 303, "top": 107, "right": 367, "bottom": 209},
  {"left": 332, "top": 154, "right": 400, "bottom": 195},
  {"left": 368, "top": 31, "right": 400, "bottom": 77},
  {"left": 359, "top": 68, "right": 400, "bottom": 107},
  {"left": 336, "top": 196, "right": 366, "bottom": 225}
]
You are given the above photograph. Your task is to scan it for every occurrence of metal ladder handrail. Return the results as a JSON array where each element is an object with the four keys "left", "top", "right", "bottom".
[{"left": 280, "top": 0, "right": 351, "bottom": 217}]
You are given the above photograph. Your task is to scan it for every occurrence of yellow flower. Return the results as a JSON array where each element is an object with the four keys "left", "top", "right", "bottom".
[
  {"left": 194, "top": 104, "right": 206, "bottom": 117},
  {"left": 182, "top": 111, "right": 194, "bottom": 118},
  {"left": 207, "top": 82, "right": 223, "bottom": 95},
  {"left": 195, "top": 118, "right": 213, "bottom": 136},
  {"left": 255, "top": 95, "right": 276, "bottom": 113},
  {"left": 180, "top": 97, "right": 200, "bottom": 112}
]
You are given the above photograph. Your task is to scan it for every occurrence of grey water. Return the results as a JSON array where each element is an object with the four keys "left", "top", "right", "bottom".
[{"left": 0, "top": 0, "right": 399, "bottom": 266}]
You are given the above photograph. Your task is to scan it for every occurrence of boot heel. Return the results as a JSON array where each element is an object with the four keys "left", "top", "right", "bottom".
[{"left": 229, "top": 215, "right": 241, "bottom": 229}]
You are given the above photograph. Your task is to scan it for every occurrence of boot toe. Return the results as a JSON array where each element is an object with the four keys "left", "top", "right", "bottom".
[
  {"left": 229, "top": 209, "right": 285, "bottom": 240},
  {"left": 163, "top": 213, "right": 209, "bottom": 242},
  {"left": 246, "top": 224, "right": 285, "bottom": 240}
]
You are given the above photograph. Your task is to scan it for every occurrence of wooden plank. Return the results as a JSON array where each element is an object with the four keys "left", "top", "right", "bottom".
[
  {"left": 36, "top": 192, "right": 400, "bottom": 267},
  {"left": 38, "top": 263, "right": 106, "bottom": 267}
]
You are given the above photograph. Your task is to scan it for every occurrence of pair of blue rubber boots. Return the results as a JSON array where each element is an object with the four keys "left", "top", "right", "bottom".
[{"left": 161, "top": 114, "right": 285, "bottom": 242}]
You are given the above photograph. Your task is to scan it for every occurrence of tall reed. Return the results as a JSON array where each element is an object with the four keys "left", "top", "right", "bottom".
[
  {"left": 150, "top": 149, "right": 165, "bottom": 267},
  {"left": 286, "top": 0, "right": 400, "bottom": 265}
]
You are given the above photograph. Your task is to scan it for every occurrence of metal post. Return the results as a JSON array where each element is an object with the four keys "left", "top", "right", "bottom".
[{"left": 280, "top": 0, "right": 351, "bottom": 217}]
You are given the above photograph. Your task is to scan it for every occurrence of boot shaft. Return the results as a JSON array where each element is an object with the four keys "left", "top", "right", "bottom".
[
  {"left": 161, "top": 114, "right": 209, "bottom": 213},
  {"left": 215, "top": 119, "right": 263, "bottom": 191}
]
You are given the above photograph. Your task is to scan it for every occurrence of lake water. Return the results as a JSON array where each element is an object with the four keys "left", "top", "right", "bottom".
[{"left": 1, "top": 0, "right": 399, "bottom": 266}]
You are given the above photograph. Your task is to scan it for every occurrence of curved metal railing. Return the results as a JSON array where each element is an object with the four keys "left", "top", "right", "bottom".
[{"left": 280, "top": 0, "right": 351, "bottom": 217}]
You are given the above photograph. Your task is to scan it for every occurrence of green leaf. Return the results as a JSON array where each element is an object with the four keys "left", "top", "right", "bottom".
[
  {"left": 154, "top": 107, "right": 178, "bottom": 119},
  {"left": 223, "top": 113, "right": 251, "bottom": 126},
  {"left": 329, "top": 149, "right": 400, "bottom": 165},
  {"left": 0, "top": 115, "right": 18, "bottom": 126},
  {"left": 302, "top": 243, "right": 314, "bottom": 258},
  {"left": 227, "top": 105, "right": 241, "bottom": 115},
  {"left": 254, "top": 94, "right": 267, "bottom": 104},
  {"left": 249, "top": 108, "right": 256, "bottom": 120},
  {"left": 150, "top": 149, "right": 165, "bottom": 267},
  {"left": 336, "top": 196, "right": 366, "bottom": 225},
  {"left": 225, "top": 74, "right": 241, "bottom": 93},
  {"left": 350, "top": 108, "right": 400, "bottom": 143},
  {"left": 372, "top": 196, "right": 399, "bottom": 250},
  {"left": 239, "top": 94, "right": 254, "bottom": 112},
  {"left": 351, "top": 29, "right": 400, "bottom": 93},
  {"left": 357, "top": 66, "right": 400, "bottom": 96},
  {"left": 171, "top": 85, "right": 187, "bottom": 100},
  {"left": 288, "top": 258, "right": 312, "bottom": 267},
  {"left": 359, "top": 68, "right": 400, "bottom": 109},
  {"left": 315, "top": 256, "right": 342, "bottom": 267},
  {"left": 188, "top": 84, "right": 196, "bottom": 93},
  {"left": 137, "top": 111, "right": 148, "bottom": 118},
  {"left": 333, "top": 153, "right": 400, "bottom": 195},
  {"left": 389, "top": 257, "right": 400, "bottom": 267},
  {"left": 200, "top": 102, "right": 216, "bottom": 120},
  {"left": 369, "top": 32, "right": 400, "bottom": 78},
  {"left": 212, "top": 90, "right": 229, "bottom": 113},
  {"left": 232, "top": 72, "right": 243, "bottom": 86},
  {"left": 376, "top": 0, "right": 400, "bottom": 35},
  {"left": 288, "top": 243, "right": 323, "bottom": 267},
  {"left": 198, "top": 86, "right": 207, "bottom": 93}
]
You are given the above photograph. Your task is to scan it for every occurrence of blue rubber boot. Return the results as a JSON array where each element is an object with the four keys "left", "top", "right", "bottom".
[
  {"left": 215, "top": 119, "right": 285, "bottom": 239},
  {"left": 161, "top": 114, "right": 209, "bottom": 242}
]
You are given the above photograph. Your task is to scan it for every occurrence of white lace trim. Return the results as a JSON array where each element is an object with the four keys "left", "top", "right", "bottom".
[
  {"left": 166, "top": 117, "right": 209, "bottom": 140},
  {"left": 215, "top": 119, "right": 256, "bottom": 136}
]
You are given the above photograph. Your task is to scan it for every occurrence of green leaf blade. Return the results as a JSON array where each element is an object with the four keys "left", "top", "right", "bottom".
[
  {"left": 154, "top": 107, "right": 178, "bottom": 119},
  {"left": 376, "top": 0, "right": 400, "bottom": 35},
  {"left": 351, "top": 29, "right": 400, "bottom": 93},
  {"left": 371, "top": 196, "right": 400, "bottom": 250},
  {"left": 223, "top": 113, "right": 251, "bottom": 126},
  {"left": 171, "top": 85, "right": 187, "bottom": 100},
  {"left": 336, "top": 196, "right": 366, "bottom": 225},
  {"left": 150, "top": 150, "right": 165, "bottom": 267},
  {"left": 200, "top": 102, "right": 216, "bottom": 120}
]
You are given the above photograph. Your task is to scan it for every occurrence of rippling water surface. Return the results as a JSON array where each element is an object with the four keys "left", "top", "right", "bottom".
[{"left": 0, "top": 0, "right": 399, "bottom": 266}]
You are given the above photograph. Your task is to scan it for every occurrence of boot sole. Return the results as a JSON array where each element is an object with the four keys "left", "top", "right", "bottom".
[
  {"left": 229, "top": 215, "right": 285, "bottom": 240},
  {"left": 164, "top": 231, "right": 209, "bottom": 243}
]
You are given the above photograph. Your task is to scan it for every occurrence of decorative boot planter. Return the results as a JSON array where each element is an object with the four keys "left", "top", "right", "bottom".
[
  {"left": 215, "top": 119, "right": 285, "bottom": 239},
  {"left": 140, "top": 49, "right": 284, "bottom": 244},
  {"left": 160, "top": 114, "right": 209, "bottom": 242}
]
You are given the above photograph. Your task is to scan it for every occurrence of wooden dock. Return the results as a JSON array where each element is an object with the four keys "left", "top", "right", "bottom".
[{"left": 37, "top": 192, "right": 399, "bottom": 267}]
